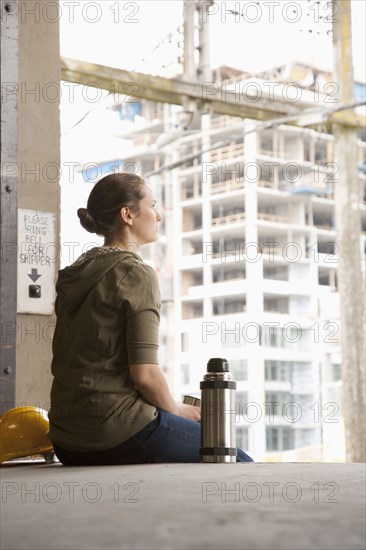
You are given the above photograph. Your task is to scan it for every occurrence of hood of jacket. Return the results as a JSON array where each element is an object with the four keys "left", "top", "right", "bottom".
[{"left": 55, "top": 247, "right": 140, "bottom": 313}]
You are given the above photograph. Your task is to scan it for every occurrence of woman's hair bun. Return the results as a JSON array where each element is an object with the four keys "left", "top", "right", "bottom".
[
  {"left": 77, "top": 207, "right": 98, "bottom": 234},
  {"left": 77, "top": 173, "right": 145, "bottom": 237}
]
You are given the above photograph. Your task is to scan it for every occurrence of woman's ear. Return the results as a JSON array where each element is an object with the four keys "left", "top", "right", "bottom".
[{"left": 119, "top": 206, "right": 134, "bottom": 226}]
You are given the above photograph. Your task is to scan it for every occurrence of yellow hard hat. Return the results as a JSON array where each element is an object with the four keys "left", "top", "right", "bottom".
[{"left": 0, "top": 406, "right": 54, "bottom": 464}]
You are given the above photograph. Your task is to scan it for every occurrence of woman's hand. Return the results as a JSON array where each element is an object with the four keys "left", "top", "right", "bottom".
[{"left": 176, "top": 402, "right": 201, "bottom": 422}]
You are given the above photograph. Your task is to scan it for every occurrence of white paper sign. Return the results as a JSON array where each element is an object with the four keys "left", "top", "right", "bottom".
[{"left": 17, "top": 209, "right": 56, "bottom": 314}]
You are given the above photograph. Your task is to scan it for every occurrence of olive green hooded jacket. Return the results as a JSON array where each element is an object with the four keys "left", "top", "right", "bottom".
[{"left": 48, "top": 247, "right": 159, "bottom": 451}]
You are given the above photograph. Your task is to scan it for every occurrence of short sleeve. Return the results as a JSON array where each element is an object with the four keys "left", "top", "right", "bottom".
[{"left": 121, "top": 262, "right": 161, "bottom": 365}]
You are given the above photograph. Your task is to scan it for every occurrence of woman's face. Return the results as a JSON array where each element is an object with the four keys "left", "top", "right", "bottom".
[{"left": 129, "top": 185, "right": 162, "bottom": 247}]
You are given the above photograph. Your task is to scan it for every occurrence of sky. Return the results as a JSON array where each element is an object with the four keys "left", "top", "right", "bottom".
[{"left": 59, "top": 0, "right": 366, "bottom": 81}]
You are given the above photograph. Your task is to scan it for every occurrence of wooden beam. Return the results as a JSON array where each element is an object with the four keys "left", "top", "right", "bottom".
[
  {"left": 61, "top": 57, "right": 304, "bottom": 121},
  {"left": 328, "top": 109, "right": 366, "bottom": 128},
  {"left": 61, "top": 57, "right": 365, "bottom": 129}
]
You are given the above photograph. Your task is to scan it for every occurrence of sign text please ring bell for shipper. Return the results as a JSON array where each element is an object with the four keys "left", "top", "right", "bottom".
[{"left": 17, "top": 209, "right": 56, "bottom": 315}]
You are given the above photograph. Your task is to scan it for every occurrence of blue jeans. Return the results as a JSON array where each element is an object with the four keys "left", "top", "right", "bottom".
[{"left": 52, "top": 409, "right": 254, "bottom": 465}]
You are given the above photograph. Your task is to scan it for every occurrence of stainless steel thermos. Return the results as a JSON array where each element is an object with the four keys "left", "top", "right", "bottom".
[{"left": 200, "top": 357, "right": 237, "bottom": 463}]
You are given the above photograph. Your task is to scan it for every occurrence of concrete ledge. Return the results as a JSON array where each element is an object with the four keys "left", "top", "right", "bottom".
[{"left": 1, "top": 462, "right": 365, "bottom": 550}]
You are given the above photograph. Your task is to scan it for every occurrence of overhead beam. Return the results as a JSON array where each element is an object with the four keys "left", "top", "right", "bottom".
[
  {"left": 61, "top": 57, "right": 303, "bottom": 121},
  {"left": 61, "top": 57, "right": 365, "bottom": 129},
  {"left": 328, "top": 109, "right": 365, "bottom": 128}
]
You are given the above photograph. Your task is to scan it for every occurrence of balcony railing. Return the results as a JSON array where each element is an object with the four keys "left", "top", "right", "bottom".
[
  {"left": 209, "top": 142, "right": 245, "bottom": 162},
  {"left": 211, "top": 212, "right": 245, "bottom": 226},
  {"left": 314, "top": 223, "right": 336, "bottom": 231},
  {"left": 213, "top": 305, "right": 247, "bottom": 316},
  {"left": 211, "top": 178, "right": 245, "bottom": 194},
  {"left": 257, "top": 212, "right": 288, "bottom": 223},
  {"left": 211, "top": 244, "right": 288, "bottom": 258},
  {"left": 210, "top": 115, "right": 242, "bottom": 129}
]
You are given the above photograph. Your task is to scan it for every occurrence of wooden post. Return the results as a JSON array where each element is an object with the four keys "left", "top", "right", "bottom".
[
  {"left": 332, "top": 0, "right": 366, "bottom": 462},
  {"left": 197, "top": 0, "right": 213, "bottom": 83},
  {"left": 183, "top": 0, "right": 196, "bottom": 83}
]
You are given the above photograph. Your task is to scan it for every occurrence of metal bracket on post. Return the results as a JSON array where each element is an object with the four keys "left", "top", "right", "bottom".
[{"left": 181, "top": 96, "right": 199, "bottom": 129}]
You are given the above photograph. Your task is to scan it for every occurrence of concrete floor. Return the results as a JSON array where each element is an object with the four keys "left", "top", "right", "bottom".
[{"left": 1, "top": 460, "right": 365, "bottom": 550}]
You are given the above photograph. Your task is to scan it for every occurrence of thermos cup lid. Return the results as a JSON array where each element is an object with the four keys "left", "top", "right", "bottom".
[{"left": 207, "top": 358, "right": 229, "bottom": 372}]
